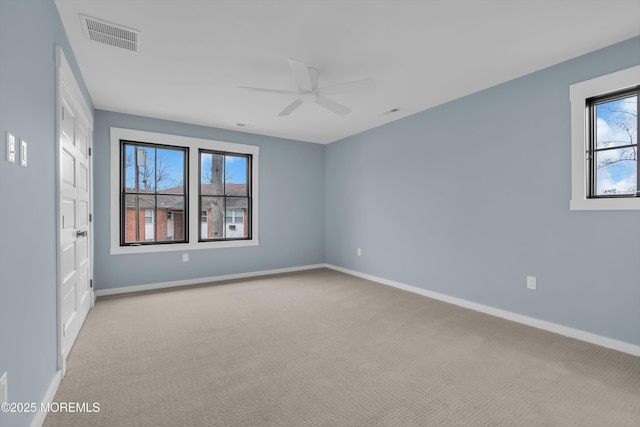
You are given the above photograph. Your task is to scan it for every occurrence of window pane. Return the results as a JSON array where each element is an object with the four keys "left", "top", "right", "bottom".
[
  {"left": 136, "top": 146, "right": 156, "bottom": 192},
  {"left": 226, "top": 198, "right": 248, "bottom": 238},
  {"left": 595, "top": 147, "right": 637, "bottom": 195},
  {"left": 124, "top": 145, "right": 136, "bottom": 192},
  {"left": 123, "top": 194, "right": 137, "bottom": 242},
  {"left": 124, "top": 194, "right": 155, "bottom": 243},
  {"left": 595, "top": 95, "right": 637, "bottom": 149},
  {"left": 156, "top": 148, "right": 185, "bottom": 193},
  {"left": 200, "top": 152, "right": 211, "bottom": 194},
  {"left": 225, "top": 155, "right": 248, "bottom": 195},
  {"left": 201, "top": 152, "right": 225, "bottom": 196},
  {"left": 157, "top": 196, "right": 185, "bottom": 242},
  {"left": 200, "top": 196, "right": 225, "bottom": 239}
]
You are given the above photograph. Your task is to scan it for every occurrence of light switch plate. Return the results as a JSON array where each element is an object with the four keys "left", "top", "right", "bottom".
[
  {"left": 20, "top": 139, "right": 27, "bottom": 167},
  {"left": 6, "top": 131, "right": 16, "bottom": 163}
]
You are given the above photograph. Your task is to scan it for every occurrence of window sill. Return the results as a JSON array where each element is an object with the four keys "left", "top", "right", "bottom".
[
  {"left": 110, "top": 239, "right": 259, "bottom": 255},
  {"left": 570, "top": 197, "right": 640, "bottom": 211}
]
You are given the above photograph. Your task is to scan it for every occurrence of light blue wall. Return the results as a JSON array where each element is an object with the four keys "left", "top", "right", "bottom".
[
  {"left": 93, "top": 111, "right": 325, "bottom": 290},
  {"left": 325, "top": 36, "right": 640, "bottom": 346},
  {"left": 0, "top": 1, "right": 93, "bottom": 426},
  {"left": 0, "top": 2, "right": 637, "bottom": 425}
]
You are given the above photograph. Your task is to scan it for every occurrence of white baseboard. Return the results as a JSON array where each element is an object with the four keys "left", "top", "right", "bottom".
[
  {"left": 325, "top": 264, "right": 640, "bottom": 357},
  {"left": 30, "top": 370, "right": 61, "bottom": 427},
  {"left": 95, "top": 264, "right": 326, "bottom": 297}
]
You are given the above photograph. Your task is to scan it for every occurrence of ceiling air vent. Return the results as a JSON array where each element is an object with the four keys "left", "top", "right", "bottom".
[{"left": 80, "top": 15, "right": 139, "bottom": 52}]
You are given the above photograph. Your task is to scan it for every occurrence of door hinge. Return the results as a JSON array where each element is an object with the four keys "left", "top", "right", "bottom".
[
  {"left": 89, "top": 147, "right": 92, "bottom": 156},
  {"left": 90, "top": 279, "right": 93, "bottom": 288},
  {"left": 89, "top": 213, "right": 92, "bottom": 222}
]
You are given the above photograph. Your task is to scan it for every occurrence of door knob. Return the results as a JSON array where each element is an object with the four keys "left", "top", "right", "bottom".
[{"left": 76, "top": 230, "right": 88, "bottom": 238}]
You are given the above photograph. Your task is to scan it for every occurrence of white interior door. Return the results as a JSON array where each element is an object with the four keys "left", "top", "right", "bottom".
[{"left": 57, "top": 47, "right": 93, "bottom": 371}]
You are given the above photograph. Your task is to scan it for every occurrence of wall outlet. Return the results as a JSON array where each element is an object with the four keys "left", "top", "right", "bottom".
[
  {"left": 182, "top": 253, "right": 189, "bottom": 262},
  {"left": 527, "top": 276, "right": 537, "bottom": 290},
  {"left": 0, "top": 372, "right": 7, "bottom": 404},
  {"left": 357, "top": 248, "right": 362, "bottom": 257}
]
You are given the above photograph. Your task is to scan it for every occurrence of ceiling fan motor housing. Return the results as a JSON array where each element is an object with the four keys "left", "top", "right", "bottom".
[{"left": 300, "top": 91, "right": 318, "bottom": 102}]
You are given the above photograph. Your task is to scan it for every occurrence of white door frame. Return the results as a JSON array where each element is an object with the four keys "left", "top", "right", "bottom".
[{"left": 55, "top": 46, "right": 94, "bottom": 373}]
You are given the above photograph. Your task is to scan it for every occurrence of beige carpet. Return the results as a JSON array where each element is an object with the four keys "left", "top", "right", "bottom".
[{"left": 44, "top": 268, "right": 640, "bottom": 426}]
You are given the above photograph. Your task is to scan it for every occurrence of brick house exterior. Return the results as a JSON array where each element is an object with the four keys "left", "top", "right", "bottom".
[
  {"left": 124, "top": 207, "right": 185, "bottom": 242},
  {"left": 124, "top": 183, "right": 247, "bottom": 242}
]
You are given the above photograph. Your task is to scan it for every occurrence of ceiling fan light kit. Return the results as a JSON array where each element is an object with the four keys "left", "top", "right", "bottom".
[{"left": 239, "top": 58, "right": 375, "bottom": 117}]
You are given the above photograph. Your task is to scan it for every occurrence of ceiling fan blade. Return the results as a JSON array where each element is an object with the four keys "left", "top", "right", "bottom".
[
  {"left": 288, "top": 58, "right": 314, "bottom": 92},
  {"left": 316, "top": 78, "right": 375, "bottom": 96},
  {"left": 315, "top": 96, "right": 351, "bottom": 116},
  {"left": 238, "top": 86, "right": 298, "bottom": 95},
  {"left": 278, "top": 98, "right": 304, "bottom": 116}
]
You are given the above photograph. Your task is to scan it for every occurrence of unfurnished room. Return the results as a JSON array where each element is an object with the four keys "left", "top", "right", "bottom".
[{"left": 0, "top": 1, "right": 639, "bottom": 426}]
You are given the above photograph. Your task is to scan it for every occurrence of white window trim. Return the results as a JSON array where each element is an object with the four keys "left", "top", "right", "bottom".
[
  {"left": 569, "top": 65, "right": 640, "bottom": 211},
  {"left": 110, "top": 127, "right": 259, "bottom": 254}
]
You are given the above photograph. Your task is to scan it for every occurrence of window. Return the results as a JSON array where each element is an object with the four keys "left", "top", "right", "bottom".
[
  {"left": 121, "top": 141, "right": 187, "bottom": 245},
  {"left": 110, "top": 128, "right": 259, "bottom": 254},
  {"left": 587, "top": 89, "right": 638, "bottom": 197},
  {"left": 199, "top": 151, "right": 251, "bottom": 241},
  {"left": 570, "top": 65, "right": 640, "bottom": 210}
]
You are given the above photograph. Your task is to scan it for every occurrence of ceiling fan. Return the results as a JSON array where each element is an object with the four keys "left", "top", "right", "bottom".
[{"left": 239, "top": 59, "right": 375, "bottom": 117}]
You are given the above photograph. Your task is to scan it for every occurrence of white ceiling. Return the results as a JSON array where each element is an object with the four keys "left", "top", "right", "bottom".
[{"left": 55, "top": 0, "right": 640, "bottom": 144}]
